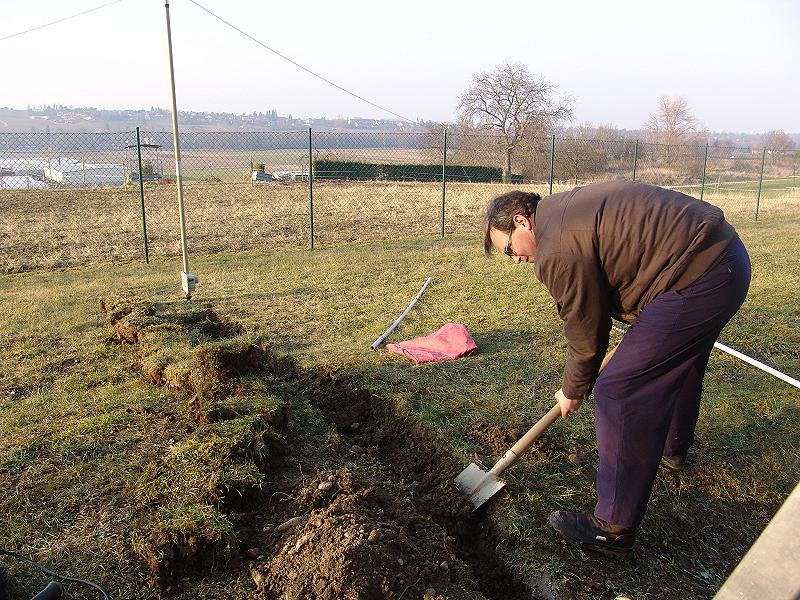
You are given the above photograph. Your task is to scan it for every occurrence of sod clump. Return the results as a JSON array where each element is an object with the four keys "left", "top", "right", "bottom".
[
  {"left": 101, "top": 296, "right": 290, "bottom": 592},
  {"left": 132, "top": 416, "right": 289, "bottom": 593},
  {"left": 101, "top": 295, "right": 266, "bottom": 390},
  {"left": 130, "top": 502, "right": 236, "bottom": 595},
  {"left": 138, "top": 418, "right": 278, "bottom": 509},
  {"left": 188, "top": 376, "right": 291, "bottom": 430},
  {"left": 101, "top": 295, "right": 244, "bottom": 343}
]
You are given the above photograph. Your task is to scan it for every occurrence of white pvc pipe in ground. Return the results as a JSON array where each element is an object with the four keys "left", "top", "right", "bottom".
[
  {"left": 611, "top": 325, "right": 799, "bottom": 389},
  {"left": 712, "top": 341, "right": 800, "bottom": 389},
  {"left": 370, "top": 277, "right": 433, "bottom": 351}
]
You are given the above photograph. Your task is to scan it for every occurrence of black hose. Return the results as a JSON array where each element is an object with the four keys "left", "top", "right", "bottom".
[{"left": 0, "top": 549, "right": 109, "bottom": 599}]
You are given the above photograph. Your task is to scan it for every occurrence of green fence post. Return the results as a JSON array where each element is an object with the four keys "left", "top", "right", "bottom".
[
  {"left": 441, "top": 129, "right": 447, "bottom": 238},
  {"left": 632, "top": 139, "right": 639, "bottom": 181},
  {"left": 549, "top": 134, "right": 555, "bottom": 195},
  {"left": 135, "top": 127, "right": 149, "bottom": 263},
  {"left": 574, "top": 148, "right": 579, "bottom": 185},
  {"left": 700, "top": 143, "right": 709, "bottom": 201},
  {"left": 755, "top": 147, "right": 766, "bottom": 221},
  {"left": 308, "top": 127, "right": 314, "bottom": 248}
]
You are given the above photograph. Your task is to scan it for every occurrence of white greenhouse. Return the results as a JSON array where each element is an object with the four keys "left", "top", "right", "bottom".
[{"left": 44, "top": 158, "right": 125, "bottom": 186}]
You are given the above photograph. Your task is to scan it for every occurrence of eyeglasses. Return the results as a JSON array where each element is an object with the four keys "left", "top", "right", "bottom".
[{"left": 503, "top": 225, "right": 515, "bottom": 257}]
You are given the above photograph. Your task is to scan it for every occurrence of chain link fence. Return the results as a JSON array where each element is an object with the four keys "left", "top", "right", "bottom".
[{"left": 1, "top": 130, "right": 798, "bottom": 272}]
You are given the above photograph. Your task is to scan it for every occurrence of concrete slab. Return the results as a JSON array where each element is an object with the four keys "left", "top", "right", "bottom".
[{"left": 714, "top": 480, "right": 800, "bottom": 599}]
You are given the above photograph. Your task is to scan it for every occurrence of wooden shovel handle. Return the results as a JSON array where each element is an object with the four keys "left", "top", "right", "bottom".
[
  {"left": 503, "top": 341, "right": 620, "bottom": 467},
  {"left": 506, "top": 403, "right": 563, "bottom": 459}
]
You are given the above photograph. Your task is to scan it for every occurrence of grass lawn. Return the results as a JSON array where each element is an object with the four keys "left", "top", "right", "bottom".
[{"left": 0, "top": 220, "right": 798, "bottom": 599}]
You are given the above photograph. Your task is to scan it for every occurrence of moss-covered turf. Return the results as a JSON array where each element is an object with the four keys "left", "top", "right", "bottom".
[{"left": 0, "top": 221, "right": 798, "bottom": 598}]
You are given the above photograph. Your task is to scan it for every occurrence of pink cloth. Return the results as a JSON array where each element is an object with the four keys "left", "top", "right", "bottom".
[{"left": 386, "top": 323, "right": 477, "bottom": 364}]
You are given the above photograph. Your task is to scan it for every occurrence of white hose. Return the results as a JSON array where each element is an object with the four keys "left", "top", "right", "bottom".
[
  {"left": 712, "top": 341, "right": 800, "bottom": 389},
  {"left": 611, "top": 325, "right": 799, "bottom": 389}
]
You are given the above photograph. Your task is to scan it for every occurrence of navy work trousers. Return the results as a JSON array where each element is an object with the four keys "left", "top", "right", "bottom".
[{"left": 592, "top": 236, "right": 751, "bottom": 528}]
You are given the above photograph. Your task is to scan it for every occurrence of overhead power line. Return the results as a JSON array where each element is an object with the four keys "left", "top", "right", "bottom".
[
  {"left": 0, "top": 0, "right": 124, "bottom": 43},
  {"left": 187, "top": 0, "right": 413, "bottom": 123}
]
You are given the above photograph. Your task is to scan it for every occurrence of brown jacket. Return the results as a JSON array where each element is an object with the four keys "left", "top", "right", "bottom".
[{"left": 534, "top": 180, "right": 736, "bottom": 399}]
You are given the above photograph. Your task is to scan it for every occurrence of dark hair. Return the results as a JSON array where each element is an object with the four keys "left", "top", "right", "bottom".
[{"left": 483, "top": 191, "right": 541, "bottom": 255}]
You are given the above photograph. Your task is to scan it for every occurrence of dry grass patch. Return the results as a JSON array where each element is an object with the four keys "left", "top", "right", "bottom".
[{"left": 5, "top": 179, "right": 796, "bottom": 273}]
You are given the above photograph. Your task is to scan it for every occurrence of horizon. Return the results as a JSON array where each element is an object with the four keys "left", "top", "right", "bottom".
[{"left": 2, "top": 105, "right": 796, "bottom": 138}]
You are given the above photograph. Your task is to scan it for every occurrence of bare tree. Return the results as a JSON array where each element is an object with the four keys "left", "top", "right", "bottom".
[
  {"left": 644, "top": 96, "right": 705, "bottom": 149},
  {"left": 458, "top": 60, "right": 573, "bottom": 182},
  {"left": 557, "top": 122, "right": 626, "bottom": 183},
  {"left": 420, "top": 121, "right": 479, "bottom": 169},
  {"left": 763, "top": 130, "right": 795, "bottom": 152}
]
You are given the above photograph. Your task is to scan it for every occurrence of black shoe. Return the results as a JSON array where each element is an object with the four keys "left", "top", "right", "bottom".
[
  {"left": 549, "top": 511, "right": 635, "bottom": 559},
  {"left": 660, "top": 455, "right": 686, "bottom": 472}
]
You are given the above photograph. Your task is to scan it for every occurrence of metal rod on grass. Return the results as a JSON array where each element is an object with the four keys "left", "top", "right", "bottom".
[
  {"left": 632, "top": 139, "right": 638, "bottom": 181},
  {"left": 713, "top": 341, "right": 799, "bottom": 389},
  {"left": 370, "top": 277, "right": 433, "bottom": 350}
]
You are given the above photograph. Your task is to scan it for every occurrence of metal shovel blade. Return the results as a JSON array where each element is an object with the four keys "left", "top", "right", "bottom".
[{"left": 455, "top": 462, "right": 506, "bottom": 510}]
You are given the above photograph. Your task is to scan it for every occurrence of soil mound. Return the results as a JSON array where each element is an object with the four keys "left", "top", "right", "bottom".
[{"left": 250, "top": 470, "right": 488, "bottom": 600}]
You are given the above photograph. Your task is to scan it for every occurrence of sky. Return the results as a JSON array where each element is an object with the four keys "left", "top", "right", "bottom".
[{"left": 2, "top": 0, "right": 799, "bottom": 133}]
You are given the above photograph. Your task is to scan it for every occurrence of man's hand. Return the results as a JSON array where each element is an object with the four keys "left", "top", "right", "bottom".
[{"left": 555, "top": 388, "right": 583, "bottom": 420}]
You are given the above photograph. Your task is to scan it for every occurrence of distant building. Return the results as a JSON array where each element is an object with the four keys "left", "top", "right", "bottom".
[
  {"left": 0, "top": 175, "right": 52, "bottom": 189},
  {"left": 272, "top": 170, "right": 309, "bottom": 182},
  {"left": 44, "top": 157, "right": 124, "bottom": 186},
  {"left": 251, "top": 170, "right": 274, "bottom": 182},
  {"left": 0, "top": 157, "right": 50, "bottom": 178}
]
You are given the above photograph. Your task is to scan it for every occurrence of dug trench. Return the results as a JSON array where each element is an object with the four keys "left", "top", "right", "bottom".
[
  {"left": 245, "top": 357, "right": 535, "bottom": 600},
  {"left": 101, "top": 297, "right": 536, "bottom": 600}
]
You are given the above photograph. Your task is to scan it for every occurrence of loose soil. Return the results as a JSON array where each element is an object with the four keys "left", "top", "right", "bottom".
[
  {"left": 104, "top": 298, "right": 537, "bottom": 599},
  {"left": 242, "top": 359, "right": 533, "bottom": 600},
  {"left": 465, "top": 422, "right": 525, "bottom": 456},
  {"left": 243, "top": 470, "right": 486, "bottom": 600}
]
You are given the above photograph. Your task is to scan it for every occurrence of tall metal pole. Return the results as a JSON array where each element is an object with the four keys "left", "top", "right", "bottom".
[
  {"left": 549, "top": 134, "right": 555, "bottom": 195},
  {"left": 136, "top": 127, "right": 149, "bottom": 263},
  {"left": 441, "top": 129, "right": 447, "bottom": 238},
  {"left": 632, "top": 139, "right": 639, "bottom": 181},
  {"left": 164, "top": 1, "right": 197, "bottom": 299},
  {"left": 756, "top": 147, "right": 766, "bottom": 222},
  {"left": 700, "top": 143, "right": 709, "bottom": 201}
]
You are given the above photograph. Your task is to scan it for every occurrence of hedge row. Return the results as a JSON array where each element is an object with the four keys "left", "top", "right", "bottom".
[{"left": 313, "top": 160, "right": 522, "bottom": 183}]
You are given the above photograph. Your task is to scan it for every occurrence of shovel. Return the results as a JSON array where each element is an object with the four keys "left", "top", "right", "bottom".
[{"left": 456, "top": 343, "right": 619, "bottom": 510}]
